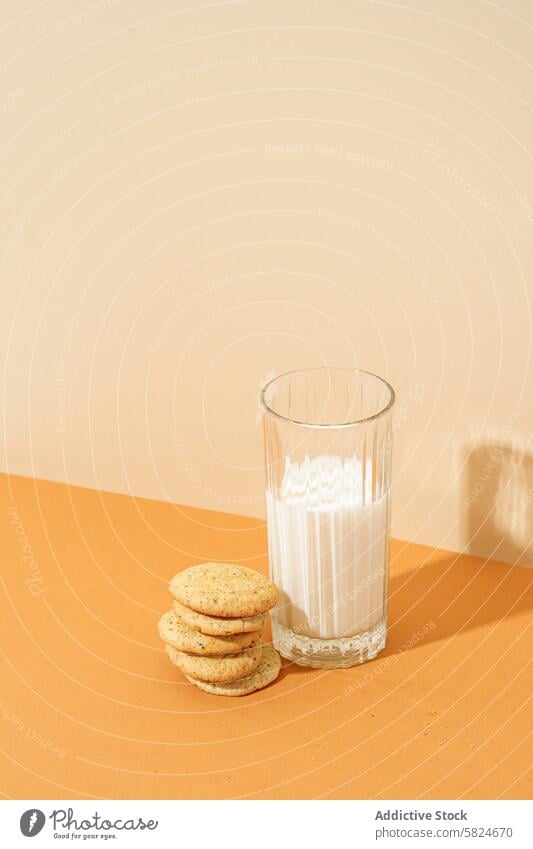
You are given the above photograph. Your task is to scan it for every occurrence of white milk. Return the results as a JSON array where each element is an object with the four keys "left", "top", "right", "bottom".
[{"left": 266, "top": 455, "right": 389, "bottom": 639}]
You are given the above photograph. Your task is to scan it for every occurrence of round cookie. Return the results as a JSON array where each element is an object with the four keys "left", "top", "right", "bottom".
[
  {"left": 166, "top": 643, "right": 262, "bottom": 682},
  {"left": 169, "top": 563, "right": 278, "bottom": 618},
  {"left": 158, "top": 610, "right": 261, "bottom": 655},
  {"left": 186, "top": 646, "right": 281, "bottom": 697},
  {"left": 172, "top": 599, "right": 267, "bottom": 636}
]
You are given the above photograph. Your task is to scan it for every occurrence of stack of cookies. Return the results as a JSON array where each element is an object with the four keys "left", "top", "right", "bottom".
[{"left": 158, "top": 563, "right": 281, "bottom": 696}]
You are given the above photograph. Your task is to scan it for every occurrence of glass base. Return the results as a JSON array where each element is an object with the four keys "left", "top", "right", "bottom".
[{"left": 272, "top": 619, "right": 387, "bottom": 669}]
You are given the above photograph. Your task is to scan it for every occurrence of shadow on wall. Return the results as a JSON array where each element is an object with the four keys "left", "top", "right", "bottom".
[{"left": 463, "top": 443, "right": 533, "bottom": 568}]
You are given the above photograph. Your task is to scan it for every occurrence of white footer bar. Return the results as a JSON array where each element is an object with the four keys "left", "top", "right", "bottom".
[{"left": 2, "top": 799, "right": 530, "bottom": 848}]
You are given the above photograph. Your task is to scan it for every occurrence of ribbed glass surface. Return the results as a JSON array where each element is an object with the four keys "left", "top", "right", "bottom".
[{"left": 262, "top": 368, "right": 394, "bottom": 668}]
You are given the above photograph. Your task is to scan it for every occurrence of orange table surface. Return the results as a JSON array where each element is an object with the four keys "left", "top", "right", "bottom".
[{"left": 0, "top": 473, "right": 531, "bottom": 800}]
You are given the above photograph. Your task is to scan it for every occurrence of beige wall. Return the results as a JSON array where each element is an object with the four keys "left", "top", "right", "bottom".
[{"left": 1, "top": 0, "right": 532, "bottom": 565}]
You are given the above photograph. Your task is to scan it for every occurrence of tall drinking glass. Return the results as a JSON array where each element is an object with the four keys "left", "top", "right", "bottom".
[{"left": 261, "top": 367, "right": 395, "bottom": 668}]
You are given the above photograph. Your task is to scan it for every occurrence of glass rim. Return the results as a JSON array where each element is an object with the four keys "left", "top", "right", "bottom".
[{"left": 260, "top": 366, "right": 395, "bottom": 429}]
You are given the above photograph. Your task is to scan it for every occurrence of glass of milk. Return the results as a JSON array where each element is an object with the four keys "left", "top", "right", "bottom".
[{"left": 261, "top": 367, "right": 395, "bottom": 668}]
